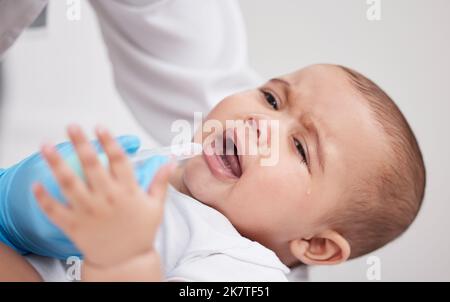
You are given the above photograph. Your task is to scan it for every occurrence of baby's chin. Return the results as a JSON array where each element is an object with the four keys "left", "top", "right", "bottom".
[{"left": 181, "top": 156, "right": 234, "bottom": 208}]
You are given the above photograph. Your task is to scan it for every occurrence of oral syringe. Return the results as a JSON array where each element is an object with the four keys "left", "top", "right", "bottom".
[{"left": 65, "top": 142, "right": 203, "bottom": 179}]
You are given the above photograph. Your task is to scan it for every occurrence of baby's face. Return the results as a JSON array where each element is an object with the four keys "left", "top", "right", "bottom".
[{"left": 181, "top": 64, "right": 386, "bottom": 257}]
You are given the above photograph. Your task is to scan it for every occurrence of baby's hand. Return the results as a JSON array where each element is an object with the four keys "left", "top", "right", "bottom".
[{"left": 32, "top": 125, "right": 175, "bottom": 268}]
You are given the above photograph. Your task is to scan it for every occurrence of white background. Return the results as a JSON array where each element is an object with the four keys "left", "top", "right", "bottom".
[{"left": 1, "top": 0, "right": 449, "bottom": 281}]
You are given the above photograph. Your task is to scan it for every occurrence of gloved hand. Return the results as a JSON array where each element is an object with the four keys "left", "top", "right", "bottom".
[{"left": 0, "top": 135, "right": 169, "bottom": 259}]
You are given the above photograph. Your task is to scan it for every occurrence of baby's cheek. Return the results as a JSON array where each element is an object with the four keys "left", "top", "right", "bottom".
[
  {"left": 249, "top": 168, "right": 294, "bottom": 203},
  {"left": 267, "top": 166, "right": 312, "bottom": 207}
]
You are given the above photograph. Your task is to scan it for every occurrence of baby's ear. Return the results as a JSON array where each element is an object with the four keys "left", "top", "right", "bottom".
[{"left": 289, "top": 230, "right": 351, "bottom": 265}]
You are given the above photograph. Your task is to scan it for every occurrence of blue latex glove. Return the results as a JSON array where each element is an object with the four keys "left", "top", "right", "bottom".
[{"left": 0, "top": 136, "right": 169, "bottom": 259}]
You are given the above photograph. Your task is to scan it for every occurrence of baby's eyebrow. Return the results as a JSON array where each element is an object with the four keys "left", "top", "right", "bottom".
[{"left": 269, "top": 78, "right": 291, "bottom": 89}]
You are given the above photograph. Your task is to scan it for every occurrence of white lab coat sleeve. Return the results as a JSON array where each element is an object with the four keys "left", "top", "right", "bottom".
[
  {"left": 0, "top": 0, "right": 48, "bottom": 58},
  {"left": 89, "top": 0, "right": 263, "bottom": 145}
]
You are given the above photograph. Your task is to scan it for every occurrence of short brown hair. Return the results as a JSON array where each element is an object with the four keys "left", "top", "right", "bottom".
[{"left": 327, "top": 65, "right": 426, "bottom": 259}]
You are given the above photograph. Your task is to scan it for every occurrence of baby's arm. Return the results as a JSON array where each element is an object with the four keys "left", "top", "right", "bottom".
[
  {"left": 0, "top": 243, "right": 42, "bottom": 282},
  {"left": 0, "top": 231, "right": 160, "bottom": 282},
  {"left": 33, "top": 125, "right": 175, "bottom": 281}
]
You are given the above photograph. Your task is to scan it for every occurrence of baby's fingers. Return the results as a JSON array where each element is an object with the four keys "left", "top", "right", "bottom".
[
  {"left": 147, "top": 163, "right": 177, "bottom": 204},
  {"left": 67, "top": 125, "right": 113, "bottom": 192},
  {"left": 33, "top": 183, "right": 75, "bottom": 235},
  {"left": 95, "top": 126, "right": 137, "bottom": 188},
  {"left": 41, "top": 143, "right": 92, "bottom": 211}
]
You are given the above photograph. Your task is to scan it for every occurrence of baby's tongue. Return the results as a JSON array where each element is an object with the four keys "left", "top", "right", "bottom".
[
  {"left": 224, "top": 153, "right": 242, "bottom": 177},
  {"left": 221, "top": 137, "right": 242, "bottom": 177}
]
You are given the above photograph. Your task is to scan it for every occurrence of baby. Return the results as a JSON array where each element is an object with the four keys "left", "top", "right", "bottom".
[{"left": 0, "top": 64, "right": 425, "bottom": 281}]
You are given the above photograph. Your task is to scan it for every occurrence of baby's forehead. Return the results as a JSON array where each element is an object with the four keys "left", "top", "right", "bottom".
[
  {"left": 277, "top": 65, "right": 365, "bottom": 122},
  {"left": 283, "top": 64, "right": 350, "bottom": 90}
]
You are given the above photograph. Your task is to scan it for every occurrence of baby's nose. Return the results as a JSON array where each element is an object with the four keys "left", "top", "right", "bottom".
[
  {"left": 247, "top": 118, "right": 260, "bottom": 139},
  {"left": 245, "top": 116, "right": 273, "bottom": 149}
]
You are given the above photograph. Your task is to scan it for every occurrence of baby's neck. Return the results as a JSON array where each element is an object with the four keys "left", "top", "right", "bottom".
[
  {"left": 242, "top": 232, "right": 300, "bottom": 267},
  {"left": 271, "top": 243, "right": 302, "bottom": 267}
]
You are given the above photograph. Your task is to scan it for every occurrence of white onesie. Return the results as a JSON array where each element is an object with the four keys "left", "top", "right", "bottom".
[{"left": 26, "top": 185, "right": 290, "bottom": 281}]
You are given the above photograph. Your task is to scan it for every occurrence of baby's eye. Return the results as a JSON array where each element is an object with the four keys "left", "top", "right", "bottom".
[
  {"left": 293, "top": 138, "right": 308, "bottom": 165},
  {"left": 262, "top": 91, "right": 279, "bottom": 110}
]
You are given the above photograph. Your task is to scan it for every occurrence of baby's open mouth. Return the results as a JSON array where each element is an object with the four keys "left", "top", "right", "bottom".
[
  {"left": 219, "top": 129, "right": 242, "bottom": 178},
  {"left": 203, "top": 128, "right": 243, "bottom": 181}
]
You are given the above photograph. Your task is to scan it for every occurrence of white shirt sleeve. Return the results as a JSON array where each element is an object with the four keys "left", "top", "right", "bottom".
[
  {"left": 167, "top": 254, "right": 289, "bottom": 282},
  {"left": 89, "top": 0, "right": 262, "bottom": 145},
  {"left": 166, "top": 254, "right": 288, "bottom": 282},
  {"left": 0, "top": 0, "right": 48, "bottom": 58}
]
